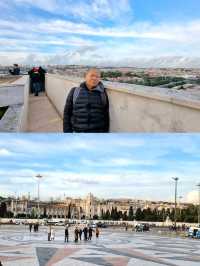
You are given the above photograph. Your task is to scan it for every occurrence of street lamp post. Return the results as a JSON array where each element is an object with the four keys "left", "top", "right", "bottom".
[
  {"left": 172, "top": 177, "right": 179, "bottom": 230},
  {"left": 197, "top": 183, "right": 200, "bottom": 227},
  {"left": 36, "top": 174, "right": 42, "bottom": 219}
]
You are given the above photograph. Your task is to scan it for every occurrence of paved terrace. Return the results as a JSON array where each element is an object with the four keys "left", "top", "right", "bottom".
[
  {"left": 27, "top": 93, "right": 62, "bottom": 132},
  {"left": 0, "top": 76, "right": 62, "bottom": 132},
  {"left": 0, "top": 225, "right": 200, "bottom": 266}
]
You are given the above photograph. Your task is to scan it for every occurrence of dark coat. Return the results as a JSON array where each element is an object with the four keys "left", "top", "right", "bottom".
[
  {"left": 65, "top": 228, "right": 69, "bottom": 236},
  {"left": 63, "top": 82, "right": 109, "bottom": 133},
  {"left": 9, "top": 67, "right": 20, "bottom": 75},
  {"left": 28, "top": 69, "right": 41, "bottom": 83},
  {"left": 38, "top": 67, "right": 46, "bottom": 82}
]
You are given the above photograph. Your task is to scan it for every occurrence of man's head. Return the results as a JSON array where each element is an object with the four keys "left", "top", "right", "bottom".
[{"left": 85, "top": 68, "right": 101, "bottom": 90}]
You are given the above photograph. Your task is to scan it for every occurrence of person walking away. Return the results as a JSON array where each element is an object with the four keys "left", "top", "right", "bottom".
[
  {"left": 74, "top": 227, "right": 79, "bottom": 242},
  {"left": 79, "top": 228, "right": 82, "bottom": 240},
  {"left": 83, "top": 226, "right": 88, "bottom": 241},
  {"left": 65, "top": 225, "right": 69, "bottom": 243},
  {"left": 63, "top": 68, "right": 109, "bottom": 133}
]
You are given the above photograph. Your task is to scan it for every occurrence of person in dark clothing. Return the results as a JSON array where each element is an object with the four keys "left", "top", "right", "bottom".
[
  {"left": 83, "top": 226, "right": 88, "bottom": 241},
  {"left": 65, "top": 226, "right": 69, "bottom": 242},
  {"left": 9, "top": 64, "right": 20, "bottom": 75},
  {"left": 88, "top": 227, "right": 93, "bottom": 240},
  {"left": 74, "top": 227, "right": 79, "bottom": 242},
  {"left": 0, "top": 261, "right": 3, "bottom": 266},
  {"left": 36, "top": 223, "right": 39, "bottom": 232},
  {"left": 38, "top": 66, "right": 46, "bottom": 92},
  {"left": 79, "top": 228, "right": 82, "bottom": 240},
  {"left": 29, "top": 223, "right": 32, "bottom": 233},
  {"left": 28, "top": 67, "right": 42, "bottom": 96},
  {"left": 63, "top": 68, "right": 109, "bottom": 133},
  {"left": 48, "top": 225, "right": 51, "bottom": 241}
]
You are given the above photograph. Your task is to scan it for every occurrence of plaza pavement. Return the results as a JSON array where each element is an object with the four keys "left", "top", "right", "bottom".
[{"left": 0, "top": 225, "right": 200, "bottom": 266}]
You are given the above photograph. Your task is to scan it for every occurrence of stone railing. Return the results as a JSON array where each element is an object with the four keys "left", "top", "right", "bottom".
[
  {"left": 0, "top": 75, "right": 29, "bottom": 132},
  {"left": 46, "top": 74, "right": 200, "bottom": 132}
]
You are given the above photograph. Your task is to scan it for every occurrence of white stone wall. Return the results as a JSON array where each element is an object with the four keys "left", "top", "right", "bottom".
[
  {"left": 11, "top": 76, "right": 29, "bottom": 132},
  {"left": 0, "top": 76, "right": 29, "bottom": 132},
  {"left": 46, "top": 74, "right": 200, "bottom": 132}
]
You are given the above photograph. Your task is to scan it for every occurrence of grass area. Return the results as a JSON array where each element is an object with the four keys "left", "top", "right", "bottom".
[{"left": 0, "top": 106, "right": 8, "bottom": 119}]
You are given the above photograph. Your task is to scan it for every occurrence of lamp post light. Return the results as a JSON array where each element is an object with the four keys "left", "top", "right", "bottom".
[
  {"left": 172, "top": 177, "right": 179, "bottom": 230},
  {"left": 197, "top": 183, "right": 200, "bottom": 227},
  {"left": 36, "top": 174, "right": 42, "bottom": 219}
]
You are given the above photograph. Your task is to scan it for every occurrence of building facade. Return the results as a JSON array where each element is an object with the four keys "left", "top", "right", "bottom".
[{"left": 3, "top": 193, "right": 190, "bottom": 219}]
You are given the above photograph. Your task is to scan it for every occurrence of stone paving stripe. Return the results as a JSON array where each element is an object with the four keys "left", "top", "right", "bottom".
[
  {"left": 93, "top": 247, "right": 179, "bottom": 266},
  {"left": 104, "top": 256, "right": 130, "bottom": 266},
  {"left": 164, "top": 256, "right": 200, "bottom": 262},
  {"left": 0, "top": 255, "right": 33, "bottom": 262},
  {"left": 72, "top": 256, "right": 113, "bottom": 266},
  {"left": 36, "top": 247, "right": 58, "bottom": 266},
  {"left": 46, "top": 247, "right": 80, "bottom": 266}
]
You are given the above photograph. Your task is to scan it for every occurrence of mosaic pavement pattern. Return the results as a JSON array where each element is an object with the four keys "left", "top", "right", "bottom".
[{"left": 0, "top": 225, "right": 200, "bottom": 266}]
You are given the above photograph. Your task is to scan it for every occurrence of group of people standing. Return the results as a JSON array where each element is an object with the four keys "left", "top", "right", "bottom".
[
  {"left": 73, "top": 226, "right": 99, "bottom": 242},
  {"left": 28, "top": 66, "right": 46, "bottom": 96},
  {"left": 29, "top": 223, "right": 39, "bottom": 232},
  {"left": 63, "top": 225, "right": 100, "bottom": 243}
]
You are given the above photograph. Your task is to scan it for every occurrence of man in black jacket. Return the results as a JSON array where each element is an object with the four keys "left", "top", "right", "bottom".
[{"left": 63, "top": 68, "right": 109, "bottom": 133}]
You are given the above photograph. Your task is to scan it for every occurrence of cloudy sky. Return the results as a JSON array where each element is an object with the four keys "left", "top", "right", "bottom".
[
  {"left": 0, "top": 0, "right": 200, "bottom": 66},
  {"left": 0, "top": 134, "right": 200, "bottom": 203}
]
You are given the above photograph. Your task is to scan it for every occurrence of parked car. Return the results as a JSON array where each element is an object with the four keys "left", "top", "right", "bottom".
[
  {"left": 96, "top": 222, "right": 107, "bottom": 228},
  {"left": 188, "top": 227, "right": 200, "bottom": 238},
  {"left": 88, "top": 223, "right": 96, "bottom": 228},
  {"left": 55, "top": 221, "right": 65, "bottom": 226},
  {"left": 135, "top": 223, "right": 150, "bottom": 232}
]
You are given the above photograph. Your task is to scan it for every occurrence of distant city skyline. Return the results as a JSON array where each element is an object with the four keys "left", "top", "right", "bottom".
[
  {"left": 0, "top": 0, "right": 200, "bottom": 66},
  {"left": 0, "top": 134, "right": 200, "bottom": 203}
]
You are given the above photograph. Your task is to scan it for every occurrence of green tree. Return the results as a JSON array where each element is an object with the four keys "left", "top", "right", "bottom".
[
  {"left": 135, "top": 208, "right": 144, "bottom": 220},
  {"left": 0, "top": 202, "right": 7, "bottom": 218},
  {"left": 128, "top": 206, "right": 134, "bottom": 220}
]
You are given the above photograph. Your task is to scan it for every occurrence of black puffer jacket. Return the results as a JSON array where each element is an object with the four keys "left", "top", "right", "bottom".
[{"left": 63, "top": 82, "right": 109, "bottom": 133}]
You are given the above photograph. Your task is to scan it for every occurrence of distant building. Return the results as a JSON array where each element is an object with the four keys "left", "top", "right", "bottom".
[{"left": 3, "top": 193, "right": 190, "bottom": 219}]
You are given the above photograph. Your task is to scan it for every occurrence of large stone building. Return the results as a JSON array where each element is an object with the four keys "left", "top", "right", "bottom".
[{"left": 3, "top": 193, "right": 190, "bottom": 219}]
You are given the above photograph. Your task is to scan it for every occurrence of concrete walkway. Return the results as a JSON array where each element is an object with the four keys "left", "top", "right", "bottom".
[{"left": 27, "top": 93, "right": 63, "bottom": 132}]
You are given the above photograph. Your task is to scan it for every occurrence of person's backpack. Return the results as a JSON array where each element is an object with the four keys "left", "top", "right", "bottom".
[{"left": 72, "top": 87, "right": 107, "bottom": 106}]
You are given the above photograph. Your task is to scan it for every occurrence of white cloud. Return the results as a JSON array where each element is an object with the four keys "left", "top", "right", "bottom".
[
  {"left": 81, "top": 157, "right": 155, "bottom": 167},
  {"left": 0, "top": 16, "right": 200, "bottom": 65},
  {"left": 186, "top": 190, "right": 199, "bottom": 204},
  {"left": 14, "top": 0, "right": 132, "bottom": 23},
  {"left": 0, "top": 148, "right": 13, "bottom": 156}
]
